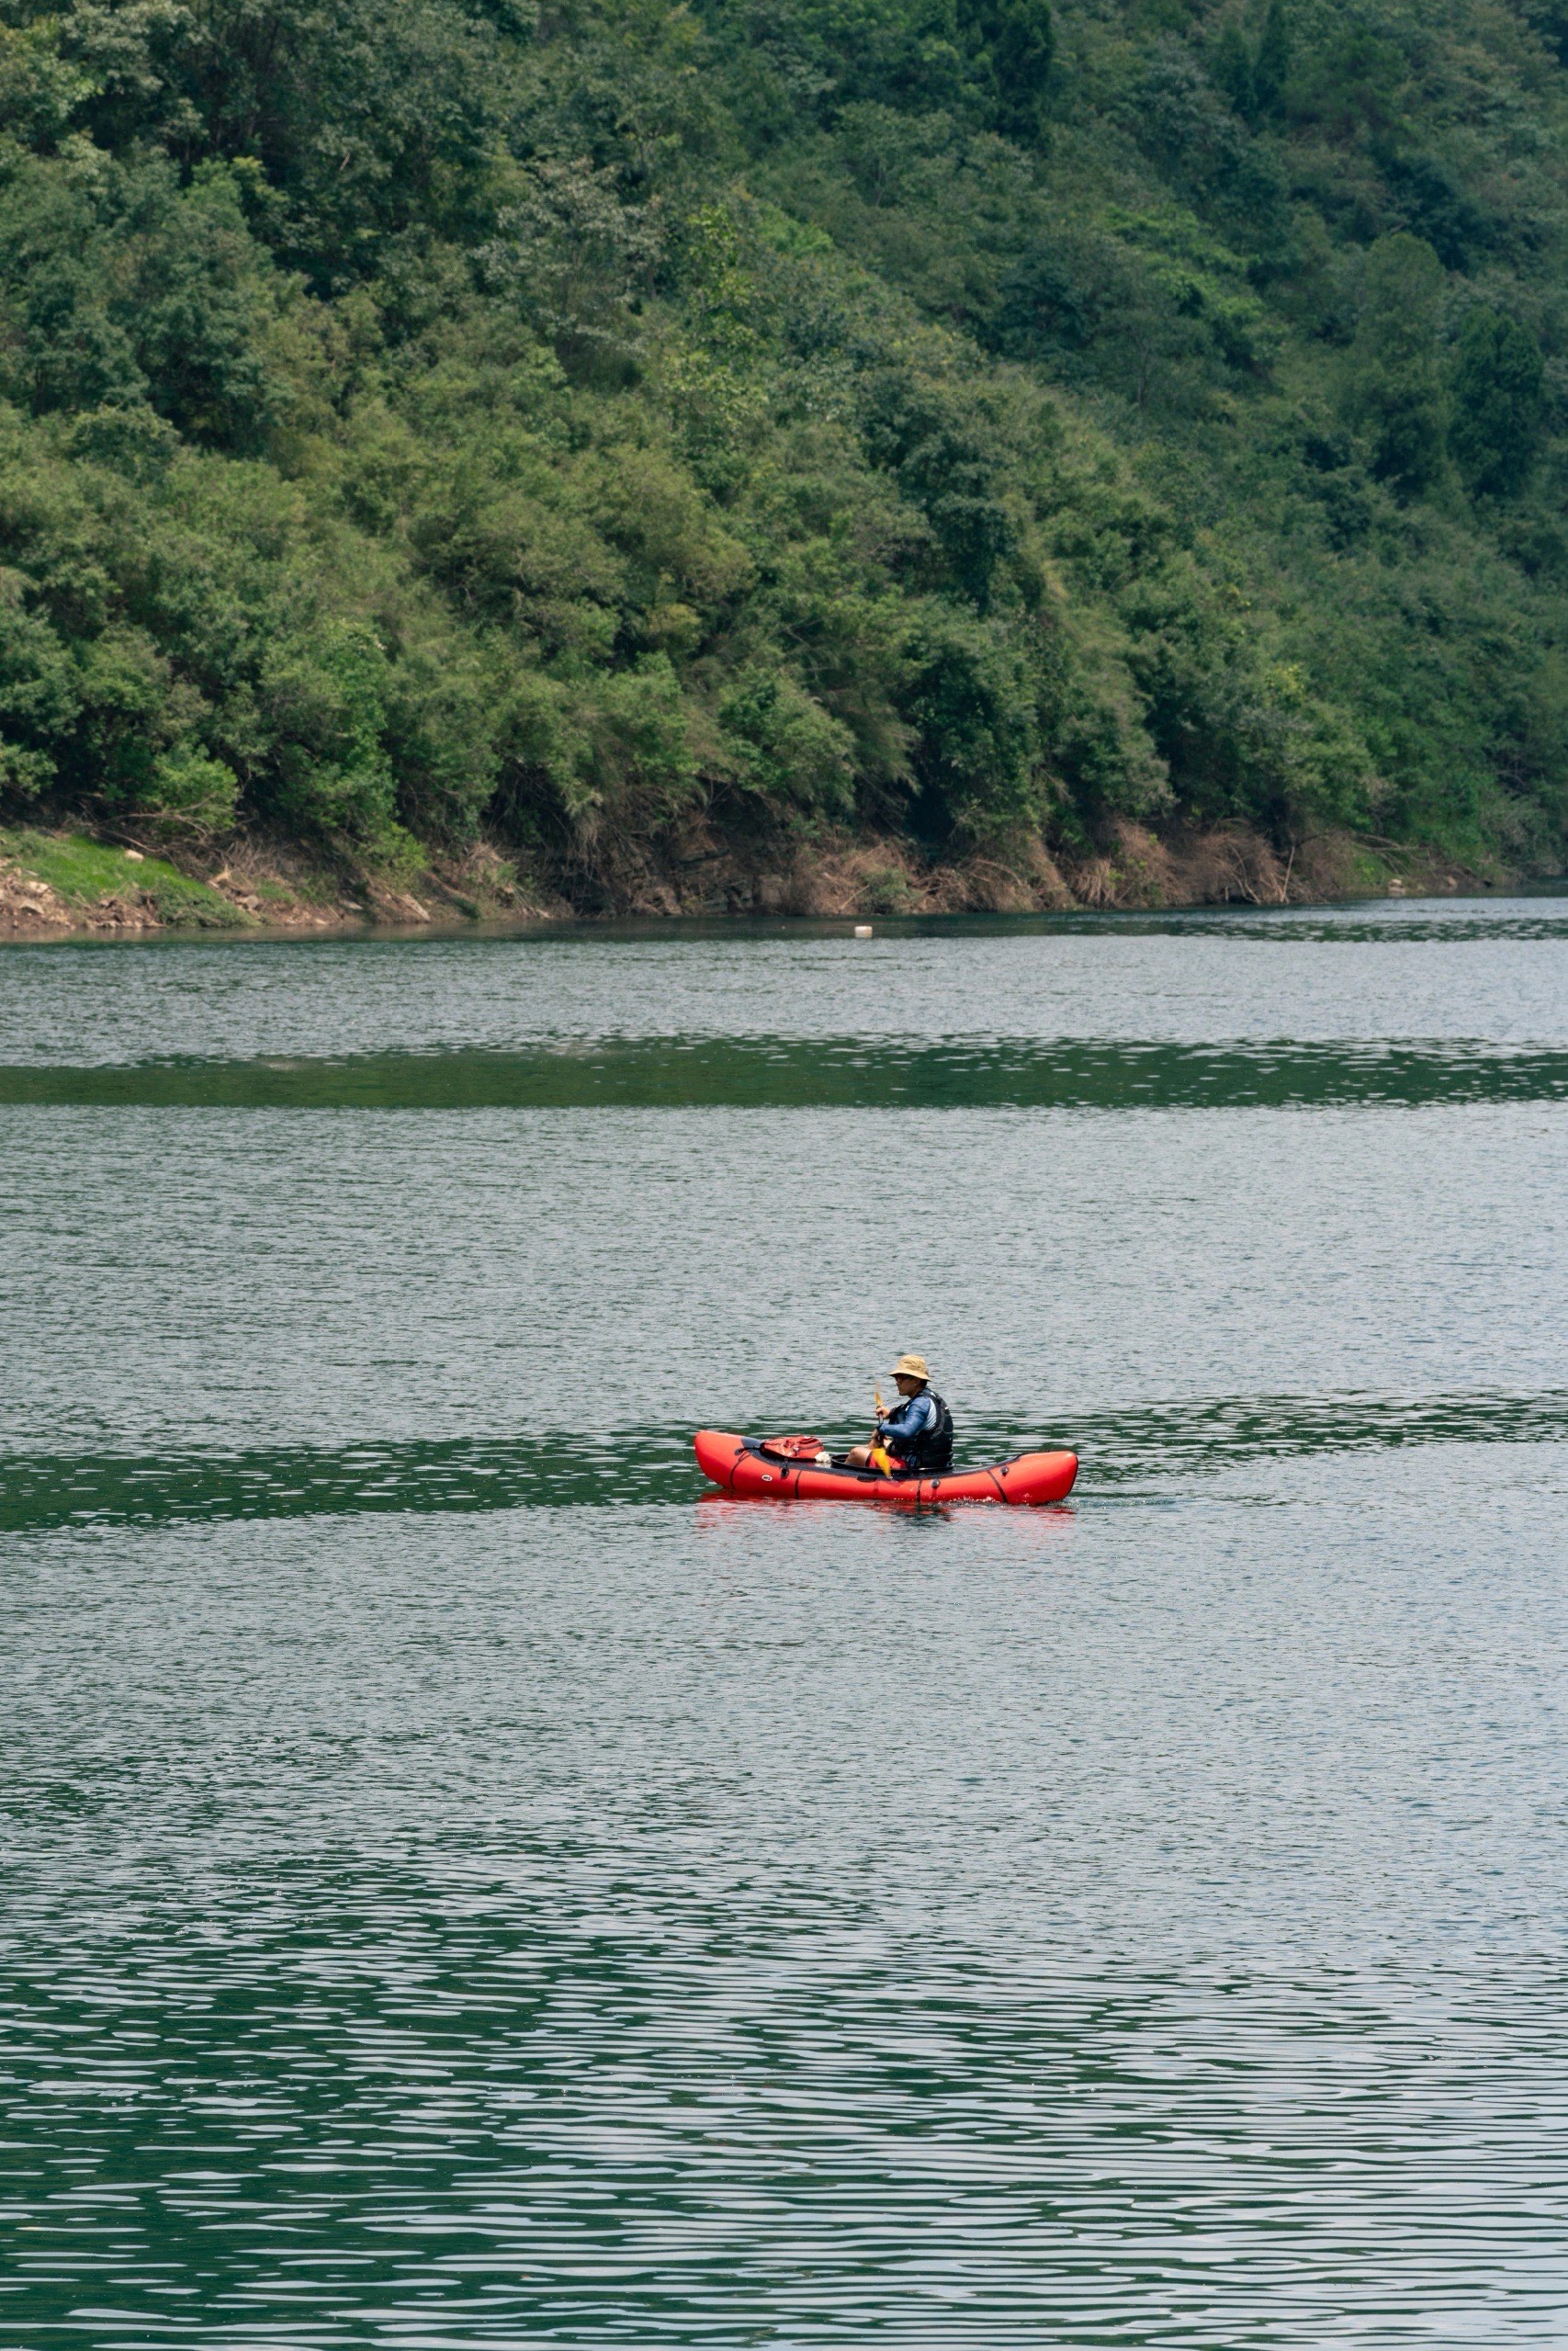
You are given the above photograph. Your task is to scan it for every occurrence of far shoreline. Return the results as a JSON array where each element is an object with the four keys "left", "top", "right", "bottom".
[{"left": 1, "top": 820, "right": 1547, "bottom": 946}]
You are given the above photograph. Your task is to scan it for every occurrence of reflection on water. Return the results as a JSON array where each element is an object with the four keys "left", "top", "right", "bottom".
[
  {"left": 6, "top": 1388, "right": 1568, "bottom": 1530},
  {"left": 7, "top": 1035, "right": 1568, "bottom": 1107}
]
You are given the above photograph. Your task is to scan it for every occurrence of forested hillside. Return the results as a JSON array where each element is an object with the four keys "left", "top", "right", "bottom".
[{"left": 0, "top": 0, "right": 1566, "bottom": 912}]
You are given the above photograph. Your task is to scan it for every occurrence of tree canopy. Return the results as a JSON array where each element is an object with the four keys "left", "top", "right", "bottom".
[{"left": 0, "top": 0, "right": 1566, "bottom": 892}]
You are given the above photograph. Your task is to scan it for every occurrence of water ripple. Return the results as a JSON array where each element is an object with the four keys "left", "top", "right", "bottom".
[{"left": 3, "top": 1470, "right": 1567, "bottom": 2345}]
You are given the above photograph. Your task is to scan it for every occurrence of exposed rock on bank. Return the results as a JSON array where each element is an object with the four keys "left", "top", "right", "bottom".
[
  {"left": 592, "top": 822, "right": 1486, "bottom": 920},
  {"left": 0, "top": 821, "right": 1492, "bottom": 941}
]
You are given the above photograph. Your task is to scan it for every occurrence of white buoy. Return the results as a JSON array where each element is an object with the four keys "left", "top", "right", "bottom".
[{"left": 853, "top": 923, "right": 873, "bottom": 938}]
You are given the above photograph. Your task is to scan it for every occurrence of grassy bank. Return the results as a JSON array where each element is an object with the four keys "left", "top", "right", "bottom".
[{"left": 0, "top": 829, "right": 247, "bottom": 932}]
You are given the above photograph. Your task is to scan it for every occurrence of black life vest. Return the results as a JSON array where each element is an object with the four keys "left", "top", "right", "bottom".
[{"left": 890, "top": 1388, "right": 954, "bottom": 1471}]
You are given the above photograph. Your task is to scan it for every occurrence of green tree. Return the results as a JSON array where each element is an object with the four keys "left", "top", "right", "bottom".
[
  {"left": 898, "top": 605, "right": 1037, "bottom": 837},
  {"left": 1448, "top": 308, "right": 1545, "bottom": 498},
  {"left": 1253, "top": 0, "right": 1291, "bottom": 113},
  {"left": 960, "top": 0, "right": 1053, "bottom": 141},
  {"left": 479, "top": 159, "right": 661, "bottom": 379},
  {"left": 1290, "top": 28, "right": 1404, "bottom": 141},
  {"left": 262, "top": 623, "right": 404, "bottom": 854},
  {"left": 718, "top": 665, "right": 857, "bottom": 814},
  {"left": 1210, "top": 24, "right": 1255, "bottom": 119},
  {"left": 1345, "top": 234, "right": 1447, "bottom": 499}
]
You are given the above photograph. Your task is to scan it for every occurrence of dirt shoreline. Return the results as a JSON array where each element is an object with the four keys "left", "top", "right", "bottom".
[{"left": 0, "top": 820, "right": 1505, "bottom": 942}]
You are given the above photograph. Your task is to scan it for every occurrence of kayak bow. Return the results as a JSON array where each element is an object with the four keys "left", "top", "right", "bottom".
[{"left": 694, "top": 1430, "right": 1077, "bottom": 1506}]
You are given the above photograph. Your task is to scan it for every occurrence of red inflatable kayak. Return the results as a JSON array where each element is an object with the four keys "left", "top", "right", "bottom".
[{"left": 694, "top": 1430, "right": 1077, "bottom": 1507}]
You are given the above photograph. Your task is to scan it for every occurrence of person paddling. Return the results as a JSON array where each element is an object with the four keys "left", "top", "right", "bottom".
[{"left": 845, "top": 1355, "right": 954, "bottom": 1475}]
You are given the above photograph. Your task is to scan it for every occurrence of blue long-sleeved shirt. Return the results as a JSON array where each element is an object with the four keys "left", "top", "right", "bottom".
[{"left": 877, "top": 1390, "right": 937, "bottom": 1453}]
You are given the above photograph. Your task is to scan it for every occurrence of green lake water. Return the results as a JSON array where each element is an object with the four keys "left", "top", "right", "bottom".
[{"left": 2, "top": 903, "right": 1566, "bottom": 2344}]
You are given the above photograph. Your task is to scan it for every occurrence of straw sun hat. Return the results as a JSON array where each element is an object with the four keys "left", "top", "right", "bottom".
[{"left": 891, "top": 1353, "right": 931, "bottom": 1383}]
